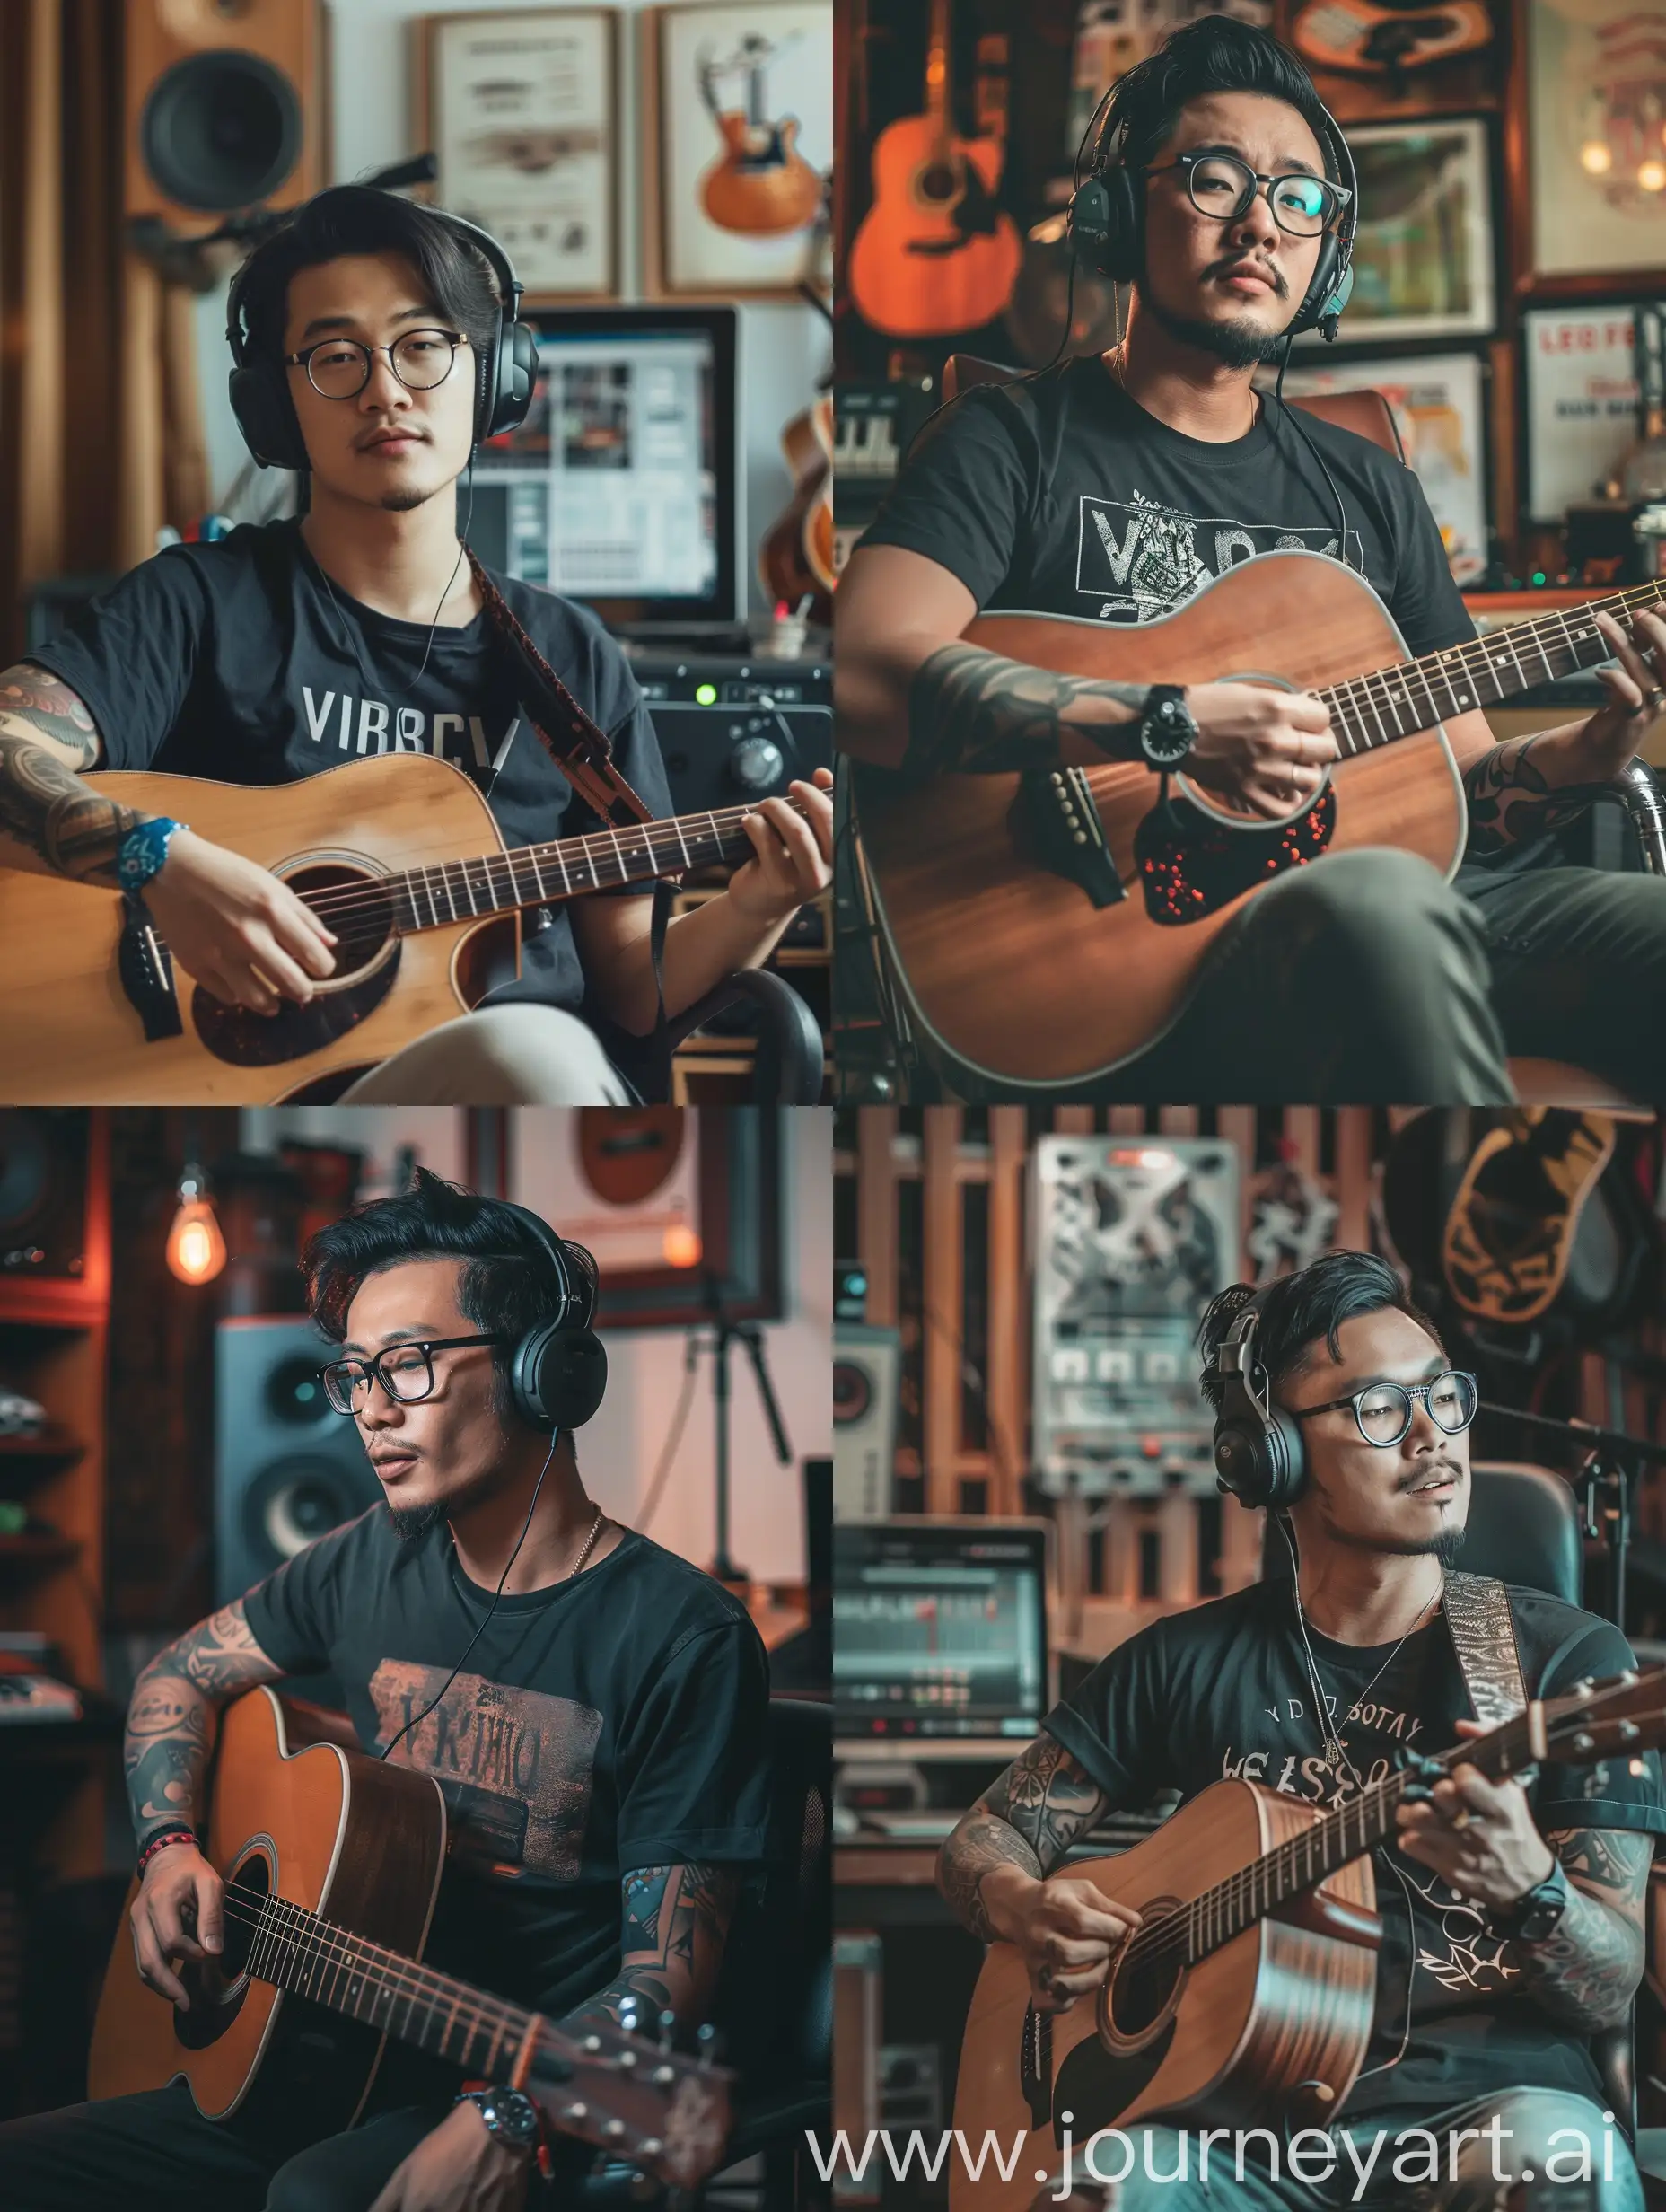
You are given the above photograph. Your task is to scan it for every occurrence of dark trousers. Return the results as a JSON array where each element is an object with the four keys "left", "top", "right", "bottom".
[
  {"left": 0, "top": 2077, "right": 579, "bottom": 2212},
  {"left": 1092, "top": 851, "right": 1666, "bottom": 1105}
]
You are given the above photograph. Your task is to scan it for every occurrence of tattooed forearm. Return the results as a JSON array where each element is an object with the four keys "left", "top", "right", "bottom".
[
  {"left": 563, "top": 1862, "right": 741, "bottom": 2040},
  {"left": 0, "top": 664, "right": 101, "bottom": 756},
  {"left": 938, "top": 1735, "right": 1110, "bottom": 1941},
  {"left": 1511, "top": 1827, "right": 1652, "bottom": 2032},
  {"left": 123, "top": 1602, "right": 282, "bottom": 1844},
  {"left": 0, "top": 663, "right": 137, "bottom": 883},
  {"left": 905, "top": 642, "right": 1151, "bottom": 778},
  {"left": 1464, "top": 733, "right": 1611, "bottom": 857}
]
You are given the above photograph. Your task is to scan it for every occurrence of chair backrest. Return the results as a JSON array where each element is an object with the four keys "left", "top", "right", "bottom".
[
  {"left": 939, "top": 353, "right": 1406, "bottom": 461},
  {"left": 717, "top": 1697, "right": 831, "bottom": 2091}
]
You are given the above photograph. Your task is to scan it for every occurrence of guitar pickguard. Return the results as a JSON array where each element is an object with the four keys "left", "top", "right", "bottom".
[
  {"left": 192, "top": 946, "right": 402, "bottom": 1068},
  {"left": 1134, "top": 785, "right": 1337, "bottom": 926}
]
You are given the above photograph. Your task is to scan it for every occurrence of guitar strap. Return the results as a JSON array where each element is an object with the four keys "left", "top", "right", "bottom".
[{"left": 1442, "top": 1567, "right": 1529, "bottom": 1727}]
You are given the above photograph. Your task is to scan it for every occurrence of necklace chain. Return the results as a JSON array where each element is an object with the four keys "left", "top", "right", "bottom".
[
  {"left": 1293, "top": 1578, "right": 1440, "bottom": 1775},
  {"left": 567, "top": 1505, "right": 606, "bottom": 1580}
]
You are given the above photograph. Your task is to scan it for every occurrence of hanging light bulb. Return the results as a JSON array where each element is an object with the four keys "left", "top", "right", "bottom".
[
  {"left": 166, "top": 1164, "right": 227, "bottom": 1285},
  {"left": 1640, "top": 158, "right": 1666, "bottom": 194}
]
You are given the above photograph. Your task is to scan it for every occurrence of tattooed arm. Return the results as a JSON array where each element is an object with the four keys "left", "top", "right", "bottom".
[
  {"left": 0, "top": 662, "right": 153, "bottom": 884},
  {"left": 561, "top": 1863, "right": 741, "bottom": 2040},
  {"left": 938, "top": 1734, "right": 1112, "bottom": 1940},
  {"left": 1509, "top": 1826, "right": 1653, "bottom": 2034},
  {"left": 1463, "top": 728, "right": 1625, "bottom": 859},
  {"left": 125, "top": 1600, "right": 285, "bottom": 1845}
]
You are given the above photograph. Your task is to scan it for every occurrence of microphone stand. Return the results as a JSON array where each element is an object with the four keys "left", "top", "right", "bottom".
[
  {"left": 1477, "top": 1400, "right": 1666, "bottom": 1630},
  {"left": 702, "top": 1273, "right": 792, "bottom": 1589}
]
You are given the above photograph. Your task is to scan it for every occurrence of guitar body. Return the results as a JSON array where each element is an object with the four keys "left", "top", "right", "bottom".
[
  {"left": 90, "top": 1690, "right": 446, "bottom": 2137},
  {"left": 1291, "top": 0, "right": 1493, "bottom": 77},
  {"left": 700, "top": 113, "right": 822, "bottom": 235},
  {"left": 854, "top": 553, "right": 1468, "bottom": 1087},
  {"left": 2, "top": 752, "right": 521, "bottom": 1105},
  {"left": 848, "top": 116, "right": 1022, "bottom": 338},
  {"left": 950, "top": 1782, "right": 1378, "bottom": 2212},
  {"left": 761, "top": 393, "right": 836, "bottom": 615}
]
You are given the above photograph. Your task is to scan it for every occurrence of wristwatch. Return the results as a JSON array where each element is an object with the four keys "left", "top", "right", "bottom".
[
  {"left": 457, "top": 2085, "right": 541, "bottom": 2155},
  {"left": 1137, "top": 685, "right": 1198, "bottom": 770},
  {"left": 1486, "top": 1860, "right": 1571, "bottom": 1944}
]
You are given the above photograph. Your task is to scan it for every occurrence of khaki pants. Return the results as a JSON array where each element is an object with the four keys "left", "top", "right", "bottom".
[{"left": 339, "top": 1005, "right": 634, "bottom": 1105}]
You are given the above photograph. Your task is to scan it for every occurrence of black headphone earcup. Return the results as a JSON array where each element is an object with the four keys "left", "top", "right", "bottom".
[
  {"left": 498, "top": 322, "right": 538, "bottom": 438},
  {"left": 1214, "top": 1392, "right": 1306, "bottom": 1508},
  {"left": 510, "top": 1324, "right": 608, "bottom": 1431},
  {"left": 1261, "top": 1409, "right": 1307, "bottom": 1508},
  {"left": 1070, "top": 167, "right": 1142, "bottom": 284},
  {"left": 229, "top": 364, "right": 306, "bottom": 472}
]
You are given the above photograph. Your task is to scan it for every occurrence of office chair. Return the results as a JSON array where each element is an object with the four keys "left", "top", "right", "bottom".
[{"left": 1263, "top": 1459, "right": 1644, "bottom": 2153}]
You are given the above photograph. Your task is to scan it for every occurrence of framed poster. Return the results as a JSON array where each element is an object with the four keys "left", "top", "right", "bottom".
[
  {"left": 1515, "top": 0, "right": 1666, "bottom": 287},
  {"left": 1271, "top": 353, "right": 1491, "bottom": 584},
  {"left": 647, "top": 1, "right": 831, "bottom": 298},
  {"left": 1523, "top": 304, "right": 1642, "bottom": 521},
  {"left": 1298, "top": 118, "right": 1495, "bottom": 346},
  {"left": 421, "top": 10, "right": 620, "bottom": 303}
]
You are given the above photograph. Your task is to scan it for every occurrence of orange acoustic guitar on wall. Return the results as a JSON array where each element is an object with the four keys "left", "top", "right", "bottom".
[
  {"left": 91, "top": 1688, "right": 732, "bottom": 2180},
  {"left": 847, "top": 0, "right": 1022, "bottom": 339},
  {"left": 697, "top": 35, "right": 822, "bottom": 237}
]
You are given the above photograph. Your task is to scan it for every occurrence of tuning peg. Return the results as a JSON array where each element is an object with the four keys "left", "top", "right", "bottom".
[
  {"left": 618, "top": 1996, "right": 645, "bottom": 2036},
  {"left": 657, "top": 2006, "right": 677, "bottom": 2050},
  {"left": 696, "top": 2021, "right": 724, "bottom": 2067}
]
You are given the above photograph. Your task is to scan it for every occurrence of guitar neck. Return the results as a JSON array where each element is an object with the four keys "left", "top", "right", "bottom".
[
  {"left": 376, "top": 801, "right": 786, "bottom": 939},
  {"left": 925, "top": 0, "right": 951, "bottom": 141},
  {"left": 1185, "top": 1709, "right": 1540, "bottom": 1961},
  {"left": 1321, "top": 576, "right": 1666, "bottom": 758}
]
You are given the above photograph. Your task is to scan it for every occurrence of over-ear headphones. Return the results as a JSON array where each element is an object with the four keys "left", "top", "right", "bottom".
[
  {"left": 494, "top": 1201, "right": 609, "bottom": 1433},
  {"left": 225, "top": 186, "right": 539, "bottom": 472},
  {"left": 1067, "top": 69, "right": 1357, "bottom": 343},
  {"left": 1212, "top": 1288, "right": 1308, "bottom": 1511}
]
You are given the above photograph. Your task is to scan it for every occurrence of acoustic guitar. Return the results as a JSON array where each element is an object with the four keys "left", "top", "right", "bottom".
[
  {"left": 697, "top": 36, "right": 822, "bottom": 238},
  {"left": 91, "top": 1689, "right": 732, "bottom": 2182},
  {"left": 949, "top": 1666, "right": 1666, "bottom": 2212},
  {"left": 853, "top": 557, "right": 1666, "bottom": 1089},
  {"left": 0, "top": 752, "right": 812, "bottom": 1105},
  {"left": 846, "top": 0, "right": 1022, "bottom": 340},
  {"left": 1290, "top": 0, "right": 1494, "bottom": 83}
]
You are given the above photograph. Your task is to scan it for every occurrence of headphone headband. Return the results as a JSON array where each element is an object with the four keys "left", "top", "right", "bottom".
[{"left": 1212, "top": 1284, "right": 1308, "bottom": 1510}]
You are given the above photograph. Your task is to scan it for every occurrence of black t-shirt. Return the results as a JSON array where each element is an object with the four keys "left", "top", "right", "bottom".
[
  {"left": 241, "top": 1509, "right": 773, "bottom": 2023},
  {"left": 1043, "top": 1577, "right": 1665, "bottom": 2120},
  {"left": 31, "top": 519, "right": 674, "bottom": 1013}
]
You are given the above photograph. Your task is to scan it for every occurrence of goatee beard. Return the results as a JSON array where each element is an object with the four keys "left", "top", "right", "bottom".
[
  {"left": 387, "top": 1501, "right": 446, "bottom": 1543},
  {"left": 1144, "top": 292, "right": 1291, "bottom": 370}
]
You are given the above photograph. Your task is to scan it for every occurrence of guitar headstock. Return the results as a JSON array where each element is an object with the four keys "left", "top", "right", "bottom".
[
  {"left": 529, "top": 2012, "right": 734, "bottom": 2189},
  {"left": 1539, "top": 1667, "right": 1666, "bottom": 1767}
]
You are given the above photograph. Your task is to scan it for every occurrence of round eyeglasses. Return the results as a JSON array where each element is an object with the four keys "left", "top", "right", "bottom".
[
  {"left": 1290, "top": 1369, "right": 1479, "bottom": 1449},
  {"left": 1146, "top": 151, "right": 1351, "bottom": 239},
  {"left": 320, "top": 1333, "right": 508, "bottom": 1415},
  {"left": 284, "top": 329, "right": 468, "bottom": 401}
]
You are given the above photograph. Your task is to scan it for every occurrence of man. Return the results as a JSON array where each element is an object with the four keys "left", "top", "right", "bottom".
[
  {"left": 0, "top": 184, "right": 832, "bottom": 1103},
  {"left": 0, "top": 1170, "right": 774, "bottom": 2210},
  {"left": 937, "top": 1249, "right": 1662, "bottom": 2209},
  {"left": 837, "top": 17, "right": 1666, "bottom": 1103}
]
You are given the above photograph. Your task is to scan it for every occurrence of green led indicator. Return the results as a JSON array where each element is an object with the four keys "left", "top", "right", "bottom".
[
  {"left": 695, "top": 681, "right": 718, "bottom": 705},
  {"left": 1530, "top": 571, "right": 1546, "bottom": 586}
]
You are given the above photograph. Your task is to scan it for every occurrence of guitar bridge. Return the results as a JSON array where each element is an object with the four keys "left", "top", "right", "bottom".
[
  {"left": 1015, "top": 768, "right": 1126, "bottom": 908},
  {"left": 117, "top": 895, "right": 183, "bottom": 1042},
  {"left": 1019, "top": 2002, "right": 1053, "bottom": 2130}
]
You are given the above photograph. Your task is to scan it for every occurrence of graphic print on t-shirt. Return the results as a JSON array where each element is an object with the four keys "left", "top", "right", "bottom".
[
  {"left": 1074, "top": 487, "right": 1365, "bottom": 621},
  {"left": 369, "top": 1662, "right": 602, "bottom": 1881},
  {"left": 299, "top": 686, "right": 523, "bottom": 777}
]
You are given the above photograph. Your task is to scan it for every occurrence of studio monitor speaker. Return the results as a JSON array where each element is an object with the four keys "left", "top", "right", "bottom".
[
  {"left": 0, "top": 1110, "right": 92, "bottom": 1283},
  {"left": 126, "top": 0, "right": 330, "bottom": 235},
  {"left": 215, "top": 1316, "right": 381, "bottom": 1605},
  {"left": 833, "top": 1323, "right": 900, "bottom": 1523}
]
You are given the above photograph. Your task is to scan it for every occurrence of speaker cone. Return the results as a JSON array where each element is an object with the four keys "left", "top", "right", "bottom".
[{"left": 140, "top": 50, "right": 303, "bottom": 212}]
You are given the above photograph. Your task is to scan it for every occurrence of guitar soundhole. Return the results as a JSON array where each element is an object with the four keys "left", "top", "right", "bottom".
[
  {"left": 1134, "top": 784, "right": 1337, "bottom": 926},
  {"left": 191, "top": 862, "right": 402, "bottom": 1070},
  {"left": 918, "top": 163, "right": 959, "bottom": 203},
  {"left": 172, "top": 1849, "right": 272, "bottom": 2050},
  {"left": 1103, "top": 1909, "right": 1186, "bottom": 2045}
]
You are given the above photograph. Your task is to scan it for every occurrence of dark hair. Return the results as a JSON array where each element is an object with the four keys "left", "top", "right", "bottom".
[
  {"left": 1197, "top": 1250, "right": 1444, "bottom": 1410},
  {"left": 303, "top": 1167, "right": 563, "bottom": 1401},
  {"left": 232, "top": 184, "right": 501, "bottom": 388},
  {"left": 1092, "top": 16, "right": 1338, "bottom": 184}
]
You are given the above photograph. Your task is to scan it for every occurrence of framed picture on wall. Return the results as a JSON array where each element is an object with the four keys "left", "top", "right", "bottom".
[
  {"left": 1297, "top": 118, "right": 1495, "bottom": 346},
  {"left": 645, "top": 1, "right": 831, "bottom": 298},
  {"left": 1512, "top": 0, "right": 1666, "bottom": 289},
  {"left": 419, "top": 10, "right": 621, "bottom": 303},
  {"left": 1522, "top": 303, "right": 1643, "bottom": 520},
  {"left": 1271, "top": 352, "right": 1491, "bottom": 584}
]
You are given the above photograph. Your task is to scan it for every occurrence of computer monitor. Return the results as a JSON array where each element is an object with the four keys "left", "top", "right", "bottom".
[
  {"left": 467, "top": 303, "right": 740, "bottom": 629},
  {"left": 833, "top": 1519, "right": 1051, "bottom": 1745}
]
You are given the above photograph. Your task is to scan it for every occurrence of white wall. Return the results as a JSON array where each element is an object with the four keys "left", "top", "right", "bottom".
[
  {"left": 195, "top": 0, "right": 829, "bottom": 616},
  {"left": 238, "top": 1105, "right": 831, "bottom": 1584}
]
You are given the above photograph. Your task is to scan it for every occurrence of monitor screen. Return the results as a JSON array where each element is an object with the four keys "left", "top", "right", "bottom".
[
  {"left": 466, "top": 304, "right": 739, "bottom": 628},
  {"left": 833, "top": 1521, "right": 1049, "bottom": 1742}
]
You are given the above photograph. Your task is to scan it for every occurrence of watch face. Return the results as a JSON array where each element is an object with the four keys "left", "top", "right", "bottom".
[{"left": 1142, "top": 711, "right": 1194, "bottom": 768}]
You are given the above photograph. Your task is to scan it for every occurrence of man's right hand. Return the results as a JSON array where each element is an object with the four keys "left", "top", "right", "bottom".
[
  {"left": 142, "top": 830, "right": 338, "bottom": 1013},
  {"left": 980, "top": 1865, "right": 1142, "bottom": 2014},
  {"left": 1181, "top": 681, "right": 1338, "bottom": 821},
  {"left": 130, "top": 1840, "right": 224, "bottom": 2011}
]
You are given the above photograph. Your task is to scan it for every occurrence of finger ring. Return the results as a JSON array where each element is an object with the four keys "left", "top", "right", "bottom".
[
  {"left": 1646, "top": 687, "right": 1665, "bottom": 715},
  {"left": 1449, "top": 1809, "right": 1472, "bottom": 1831}
]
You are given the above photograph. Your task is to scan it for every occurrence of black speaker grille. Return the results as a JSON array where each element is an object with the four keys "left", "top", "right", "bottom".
[{"left": 140, "top": 50, "right": 303, "bottom": 213}]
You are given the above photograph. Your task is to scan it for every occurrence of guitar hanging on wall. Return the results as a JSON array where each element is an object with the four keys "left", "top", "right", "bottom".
[
  {"left": 1290, "top": 0, "right": 1495, "bottom": 95},
  {"left": 697, "top": 33, "right": 822, "bottom": 237},
  {"left": 846, "top": 0, "right": 1022, "bottom": 340}
]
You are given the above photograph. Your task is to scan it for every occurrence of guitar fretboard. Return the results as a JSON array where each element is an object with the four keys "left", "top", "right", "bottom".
[{"left": 1319, "top": 578, "right": 1666, "bottom": 758}]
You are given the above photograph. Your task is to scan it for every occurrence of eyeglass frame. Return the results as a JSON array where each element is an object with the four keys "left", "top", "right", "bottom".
[
  {"left": 1288, "top": 1369, "right": 1479, "bottom": 1449},
  {"left": 320, "top": 1333, "right": 510, "bottom": 1415},
  {"left": 282, "top": 328, "right": 471, "bottom": 401},
  {"left": 1144, "top": 150, "right": 1353, "bottom": 237}
]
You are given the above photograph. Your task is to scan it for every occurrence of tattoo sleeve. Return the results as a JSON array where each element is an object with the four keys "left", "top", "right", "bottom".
[
  {"left": 906, "top": 641, "right": 1152, "bottom": 778},
  {"left": 562, "top": 1862, "right": 741, "bottom": 2040},
  {"left": 0, "top": 661, "right": 145, "bottom": 885},
  {"left": 124, "top": 1601, "right": 283, "bottom": 1846},
  {"left": 1463, "top": 733, "right": 1611, "bottom": 858},
  {"left": 937, "top": 1734, "right": 1110, "bottom": 1942},
  {"left": 1511, "top": 1826, "right": 1652, "bottom": 2032}
]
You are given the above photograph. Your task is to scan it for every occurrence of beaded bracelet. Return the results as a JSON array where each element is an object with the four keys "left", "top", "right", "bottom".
[{"left": 136, "top": 1825, "right": 199, "bottom": 1879}]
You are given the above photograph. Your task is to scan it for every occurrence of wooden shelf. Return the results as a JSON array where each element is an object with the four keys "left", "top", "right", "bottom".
[
  {"left": 0, "top": 1533, "right": 83, "bottom": 1568},
  {"left": 0, "top": 1426, "right": 83, "bottom": 1460}
]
